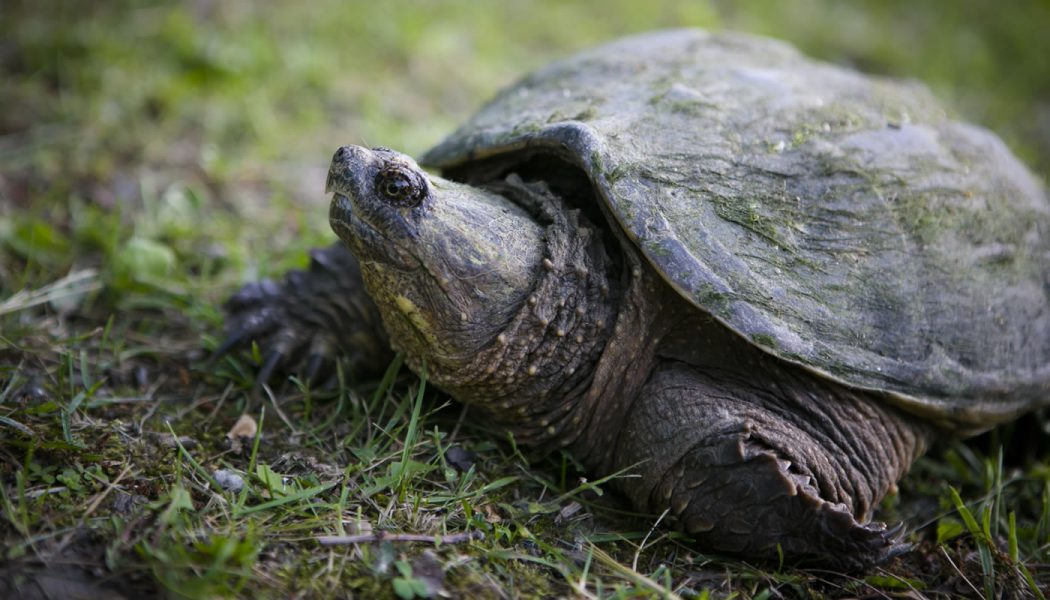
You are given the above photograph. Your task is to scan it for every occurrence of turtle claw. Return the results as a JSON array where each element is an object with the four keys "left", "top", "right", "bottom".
[
  {"left": 208, "top": 328, "right": 253, "bottom": 367},
  {"left": 884, "top": 540, "right": 913, "bottom": 562},
  {"left": 839, "top": 520, "right": 912, "bottom": 569},
  {"left": 883, "top": 521, "right": 907, "bottom": 541},
  {"left": 304, "top": 353, "right": 326, "bottom": 385},
  {"left": 212, "top": 243, "right": 391, "bottom": 386},
  {"left": 872, "top": 522, "right": 912, "bottom": 563},
  {"left": 256, "top": 350, "right": 286, "bottom": 386}
]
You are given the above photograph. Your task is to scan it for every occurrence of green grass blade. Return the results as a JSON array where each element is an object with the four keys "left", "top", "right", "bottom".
[
  {"left": 232, "top": 483, "right": 336, "bottom": 518},
  {"left": 397, "top": 363, "right": 427, "bottom": 501}
]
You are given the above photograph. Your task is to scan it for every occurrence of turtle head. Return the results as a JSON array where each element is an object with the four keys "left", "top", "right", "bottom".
[{"left": 327, "top": 145, "right": 545, "bottom": 372}]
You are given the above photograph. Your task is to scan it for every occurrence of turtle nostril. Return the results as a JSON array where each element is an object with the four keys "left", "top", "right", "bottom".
[{"left": 333, "top": 146, "right": 350, "bottom": 161}]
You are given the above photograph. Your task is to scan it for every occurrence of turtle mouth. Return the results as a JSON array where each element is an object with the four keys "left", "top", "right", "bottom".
[
  {"left": 329, "top": 193, "right": 372, "bottom": 245},
  {"left": 328, "top": 193, "right": 355, "bottom": 234},
  {"left": 330, "top": 192, "right": 423, "bottom": 272}
]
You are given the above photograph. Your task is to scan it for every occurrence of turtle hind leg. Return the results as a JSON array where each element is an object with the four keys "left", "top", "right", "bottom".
[
  {"left": 665, "top": 419, "right": 912, "bottom": 569},
  {"left": 214, "top": 243, "right": 392, "bottom": 386},
  {"left": 609, "top": 360, "right": 932, "bottom": 569}
]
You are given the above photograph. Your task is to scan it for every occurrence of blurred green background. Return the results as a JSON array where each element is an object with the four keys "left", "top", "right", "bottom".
[
  {"left": 3, "top": 0, "right": 1048, "bottom": 193},
  {"left": 3, "top": 0, "right": 1047, "bottom": 295}
]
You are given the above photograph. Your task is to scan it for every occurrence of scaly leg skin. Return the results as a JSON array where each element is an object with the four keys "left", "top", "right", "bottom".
[
  {"left": 611, "top": 360, "right": 933, "bottom": 569},
  {"left": 216, "top": 243, "right": 392, "bottom": 384}
]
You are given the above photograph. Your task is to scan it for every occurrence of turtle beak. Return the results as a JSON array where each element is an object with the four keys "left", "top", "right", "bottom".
[
  {"left": 325, "top": 145, "right": 379, "bottom": 236},
  {"left": 328, "top": 193, "right": 352, "bottom": 231},
  {"left": 327, "top": 148, "right": 357, "bottom": 236},
  {"left": 326, "top": 145, "right": 371, "bottom": 196}
]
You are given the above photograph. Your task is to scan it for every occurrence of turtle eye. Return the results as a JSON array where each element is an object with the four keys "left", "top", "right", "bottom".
[{"left": 375, "top": 164, "right": 428, "bottom": 208}]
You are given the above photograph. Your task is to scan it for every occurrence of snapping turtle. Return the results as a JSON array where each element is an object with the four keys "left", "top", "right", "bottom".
[{"left": 222, "top": 30, "right": 1050, "bottom": 566}]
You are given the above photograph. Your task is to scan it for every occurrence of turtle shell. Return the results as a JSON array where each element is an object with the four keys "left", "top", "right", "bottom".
[{"left": 421, "top": 29, "right": 1050, "bottom": 429}]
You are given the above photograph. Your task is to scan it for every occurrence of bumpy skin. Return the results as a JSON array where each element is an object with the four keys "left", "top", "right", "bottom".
[{"left": 220, "top": 31, "right": 1050, "bottom": 568}]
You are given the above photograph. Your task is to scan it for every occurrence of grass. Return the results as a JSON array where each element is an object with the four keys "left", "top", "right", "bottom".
[{"left": 2, "top": 0, "right": 1049, "bottom": 597}]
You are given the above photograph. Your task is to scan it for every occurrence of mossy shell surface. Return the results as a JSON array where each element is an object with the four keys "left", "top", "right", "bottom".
[{"left": 421, "top": 30, "right": 1050, "bottom": 429}]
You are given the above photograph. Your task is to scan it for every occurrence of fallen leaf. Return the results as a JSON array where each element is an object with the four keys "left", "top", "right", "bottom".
[
  {"left": 482, "top": 504, "right": 502, "bottom": 524},
  {"left": 226, "top": 414, "right": 258, "bottom": 452}
]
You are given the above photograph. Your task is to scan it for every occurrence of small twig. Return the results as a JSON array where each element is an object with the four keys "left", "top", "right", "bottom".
[
  {"left": 940, "top": 546, "right": 982, "bottom": 598},
  {"left": 53, "top": 464, "right": 133, "bottom": 554},
  {"left": 23, "top": 486, "right": 68, "bottom": 499},
  {"left": 0, "top": 269, "right": 101, "bottom": 316},
  {"left": 633, "top": 507, "right": 670, "bottom": 572},
  {"left": 201, "top": 382, "right": 236, "bottom": 428},
  {"left": 261, "top": 383, "right": 299, "bottom": 434},
  {"left": 570, "top": 574, "right": 602, "bottom": 600},
  {"left": 589, "top": 542, "right": 683, "bottom": 600},
  {"left": 81, "top": 463, "right": 133, "bottom": 519},
  {"left": 135, "top": 375, "right": 168, "bottom": 434},
  {"left": 447, "top": 402, "right": 469, "bottom": 444},
  {"left": 316, "top": 530, "right": 484, "bottom": 546}
]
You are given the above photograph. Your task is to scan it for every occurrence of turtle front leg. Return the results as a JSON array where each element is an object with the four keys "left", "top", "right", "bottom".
[
  {"left": 216, "top": 243, "right": 392, "bottom": 384},
  {"left": 611, "top": 361, "right": 933, "bottom": 569}
]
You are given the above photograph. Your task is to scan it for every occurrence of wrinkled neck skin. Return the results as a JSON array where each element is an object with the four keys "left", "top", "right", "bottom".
[
  {"left": 422, "top": 175, "right": 636, "bottom": 451},
  {"left": 372, "top": 175, "right": 630, "bottom": 445},
  {"left": 329, "top": 147, "right": 630, "bottom": 443}
]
